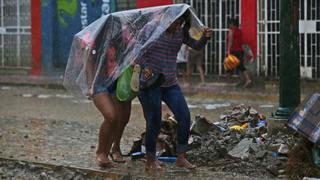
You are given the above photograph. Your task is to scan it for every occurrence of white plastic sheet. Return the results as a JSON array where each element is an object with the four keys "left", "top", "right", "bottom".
[{"left": 63, "top": 4, "right": 204, "bottom": 95}]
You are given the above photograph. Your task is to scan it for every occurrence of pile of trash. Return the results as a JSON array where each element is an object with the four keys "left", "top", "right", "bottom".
[{"left": 129, "top": 104, "right": 320, "bottom": 178}]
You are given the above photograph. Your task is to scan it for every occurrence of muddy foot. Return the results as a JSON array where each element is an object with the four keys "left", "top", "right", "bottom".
[
  {"left": 96, "top": 154, "right": 116, "bottom": 168},
  {"left": 176, "top": 158, "right": 197, "bottom": 170},
  {"left": 243, "top": 81, "right": 253, "bottom": 88},
  {"left": 145, "top": 161, "right": 162, "bottom": 172}
]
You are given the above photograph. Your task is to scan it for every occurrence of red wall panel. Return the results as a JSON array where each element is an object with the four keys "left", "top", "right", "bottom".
[
  {"left": 241, "top": 0, "right": 257, "bottom": 59},
  {"left": 136, "top": 0, "right": 173, "bottom": 8},
  {"left": 31, "top": 0, "right": 41, "bottom": 75}
]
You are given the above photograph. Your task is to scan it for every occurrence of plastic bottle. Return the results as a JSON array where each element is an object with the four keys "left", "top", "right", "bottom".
[{"left": 131, "top": 152, "right": 145, "bottom": 159}]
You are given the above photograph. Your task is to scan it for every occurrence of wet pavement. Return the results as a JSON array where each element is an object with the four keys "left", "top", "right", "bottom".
[{"left": 0, "top": 76, "right": 319, "bottom": 179}]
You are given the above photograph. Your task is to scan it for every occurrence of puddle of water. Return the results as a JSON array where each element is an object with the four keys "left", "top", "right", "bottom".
[
  {"left": 55, "top": 94, "right": 74, "bottom": 99},
  {"left": 72, "top": 99, "right": 92, "bottom": 104},
  {"left": 37, "top": 94, "right": 52, "bottom": 99},
  {"left": 188, "top": 104, "right": 198, "bottom": 109},
  {"left": 203, "top": 103, "right": 231, "bottom": 110},
  {"left": 22, "top": 94, "right": 33, "bottom": 98},
  {"left": 1, "top": 86, "right": 12, "bottom": 90},
  {"left": 259, "top": 104, "right": 274, "bottom": 108}
]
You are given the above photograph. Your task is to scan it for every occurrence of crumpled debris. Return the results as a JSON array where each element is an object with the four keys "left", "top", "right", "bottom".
[
  {"left": 129, "top": 113, "right": 178, "bottom": 157},
  {"left": 286, "top": 138, "right": 320, "bottom": 179},
  {"left": 191, "top": 115, "right": 215, "bottom": 135},
  {"left": 129, "top": 104, "right": 307, "bottom": 178},
  {"left": 228, "top": 138, "right": 255, "bottom": 160},
  {"left": 219, "top": 104, "right": 261, "bottom": 127}
]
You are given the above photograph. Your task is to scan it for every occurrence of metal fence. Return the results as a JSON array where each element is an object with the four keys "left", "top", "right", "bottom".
[
  {"left": 174, "top": 0, "right": 240, "bottom": 75},
  {"left": 176, "top": 0, "right": 320, "bottom": 79},
  {"left": 0, "top": 0, "right": 31, "bottom": 69},
  {"left": 116, "top": 0, "right": 136, "bottom": 11},
  {"left": 2, "top": 0, "right": 318, "bottom": 79},
  {"left": 298, "top": 0, "right": 320, "bottom": 79},
  {"left": 257, "top": 0, "right": 320, "bottom": 79}
]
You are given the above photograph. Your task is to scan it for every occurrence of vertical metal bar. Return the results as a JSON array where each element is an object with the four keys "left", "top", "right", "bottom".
[
  {"left": 316, "top": 0, "right": 319, "bottom": 79},
  {"left": 274, "top": 0, "right": 277, "bottom": 77},
  {"left": 204, "top": 0, "right": 208, "bottom": 74},
  {"left": 190, "top": 0, "right": 193, "bottom": 7},
  {"left": 264, "top": 0, "right": 268, "bottom": 76},
  {"left": 304, "top": 0, "right": 307, "bottom": 70},
  {"left": 256, "top": 0, "right": 260, "bottom": 76},
  {"left": 272, "top": 0, "right": 274, "bottom": 77},
  {"left": 1, "top": 0, "right": 3, "bottom": 67},
  {"left": 16, "top": 0, "right": 21, "bottom": 67},
  {"left": 239, "top": 0, "right": 241, "bottom": 23},
  {"left": 218, "top": 0, "right": 222, "bottom": 75}
]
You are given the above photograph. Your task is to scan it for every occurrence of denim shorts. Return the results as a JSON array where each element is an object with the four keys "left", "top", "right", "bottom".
[{"left": 93, "top": 76, "right": 117, "bottom": 97}]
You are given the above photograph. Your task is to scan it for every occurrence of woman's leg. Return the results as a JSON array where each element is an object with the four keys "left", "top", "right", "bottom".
[
  {"left": 111, "top": 99, "right": 131, "bottom": 162},
  {"left": 162, "top": 85, "right": 196, "bottom": 170},
  {"left": 196, "top": 51, "right": 205, "bottom": 84},
  {"left": 196, "top": 64, "right": 205, "bottom": 84},
  {"left": 242, "top": 70, "right": 252, "bottom": 88},
  {"left": 234, "top": 51, "right": 252, "bottom": 87},
  {"left": 93, "top": 93, "right": 117, "bottom": 167},
  {"left": 138, "top": 87, "right": 162, "bottom": 170}
]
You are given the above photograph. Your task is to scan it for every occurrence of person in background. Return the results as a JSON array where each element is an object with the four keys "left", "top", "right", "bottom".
[
  {"left": 176, "top": 44, "right": 189, "bottom": 85},
  {"left": 136, "top": 11, "right": 213, "bottom": 171},
  {"left": 227, "top": 17, "right": 252, "bottom": 88},
  {"left": 186, "top": 46, "right": 205, "bottom": 86}
]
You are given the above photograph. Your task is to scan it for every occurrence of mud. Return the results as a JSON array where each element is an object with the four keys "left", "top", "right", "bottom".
[{"left": 0, "top": 84, "right": 307, "bottom": 179}]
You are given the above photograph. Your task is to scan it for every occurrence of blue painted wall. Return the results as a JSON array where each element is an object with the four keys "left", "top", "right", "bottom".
[
  {"left": 41, "top": 0, "right": 116, "bottom": 72},
  {"left": 41, "top": 0, "right": 55, "bottom": 71}
]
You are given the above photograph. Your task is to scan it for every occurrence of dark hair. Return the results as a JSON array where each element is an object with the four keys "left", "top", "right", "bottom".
[
  {"left": 228, "top": 18, "right": 239, "bottom": 27},
  {"left": 178, "top": 10, "right": 191, "bottom": 37}
]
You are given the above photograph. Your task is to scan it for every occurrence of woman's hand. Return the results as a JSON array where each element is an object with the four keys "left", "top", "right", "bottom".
[{"left": 203, "top": 27, "right": 213, "bottom": 38}]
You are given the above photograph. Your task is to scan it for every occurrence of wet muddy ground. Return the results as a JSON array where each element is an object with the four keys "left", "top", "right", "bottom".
[{"left": 0, "top": 82, "right": 315, "bottom": 179}]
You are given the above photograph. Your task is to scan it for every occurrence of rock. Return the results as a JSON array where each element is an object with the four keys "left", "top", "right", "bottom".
[
  {"left": 277, "top": 144, "right": 289, "bottom": 154},
  {"left": 255, "top": 150, "right": 267, "bottom": 159},
  {"left": 278, "top": 169, "right": 285, "bottom": 174},
  {"left": 39, "top": 172, "right": 48, "bottom": 180},
  {"left": 190, "top": 116, "right": 213, "bottom": 136},
  {"left": 228, "top": 138, "right": 254, "bottom": 160}
]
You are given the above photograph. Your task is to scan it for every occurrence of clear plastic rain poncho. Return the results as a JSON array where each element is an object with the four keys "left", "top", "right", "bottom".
[{"left": 63, "top": 4, "right": 204, "bottom": 95}]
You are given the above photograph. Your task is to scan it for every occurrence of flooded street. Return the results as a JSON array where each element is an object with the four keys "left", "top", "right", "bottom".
[{"left": 0, "top": 83, "right": 306, "bottom": 179}]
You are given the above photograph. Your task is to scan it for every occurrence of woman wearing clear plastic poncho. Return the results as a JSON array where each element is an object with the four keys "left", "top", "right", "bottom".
[{"left": 63, "top": 4, "right": 212, "bottom": 169}]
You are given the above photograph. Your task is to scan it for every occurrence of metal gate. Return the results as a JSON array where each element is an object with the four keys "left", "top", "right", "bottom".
[
  {"left": 0, "top": 0, "right": 31, "bottom": 69},
  {"left": 173, "top": 0, "right": 240, "bottom": 75},
  {"left": 257, "top": 0, "right": 320, "bottom": 79},
  {"left": 299, "top": 0, "right": 320, "bottom": 79},
  {"left": 116, "top": 0, "right": 136, "bottom": 11}
]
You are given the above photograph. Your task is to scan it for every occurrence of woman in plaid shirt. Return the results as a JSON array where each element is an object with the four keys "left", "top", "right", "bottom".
[{"left": 137, "top": 11, "right": 213, "bottom": 171}]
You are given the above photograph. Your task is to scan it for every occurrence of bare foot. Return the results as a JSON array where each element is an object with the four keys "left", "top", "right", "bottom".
[
  {"left": 243, "top": 80, "right": 252, "bottom": 88},
  {"left": 145, "top": 160, "right": 162, "bottom": 172},
  {"left": 176, "top": 158, "right": 197, "bottom": 170},
  {"left": 183, "top": 82, "right": 191, "bottom": 88},
  {"left": 156, "top": 159, "right": 164, "bottom": 166},
  {"left": 110, "top": 151, "right": 126, "bottom": 163},
  {"left": 96, "top": 153, "right": 116, "bottom": 168}
]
